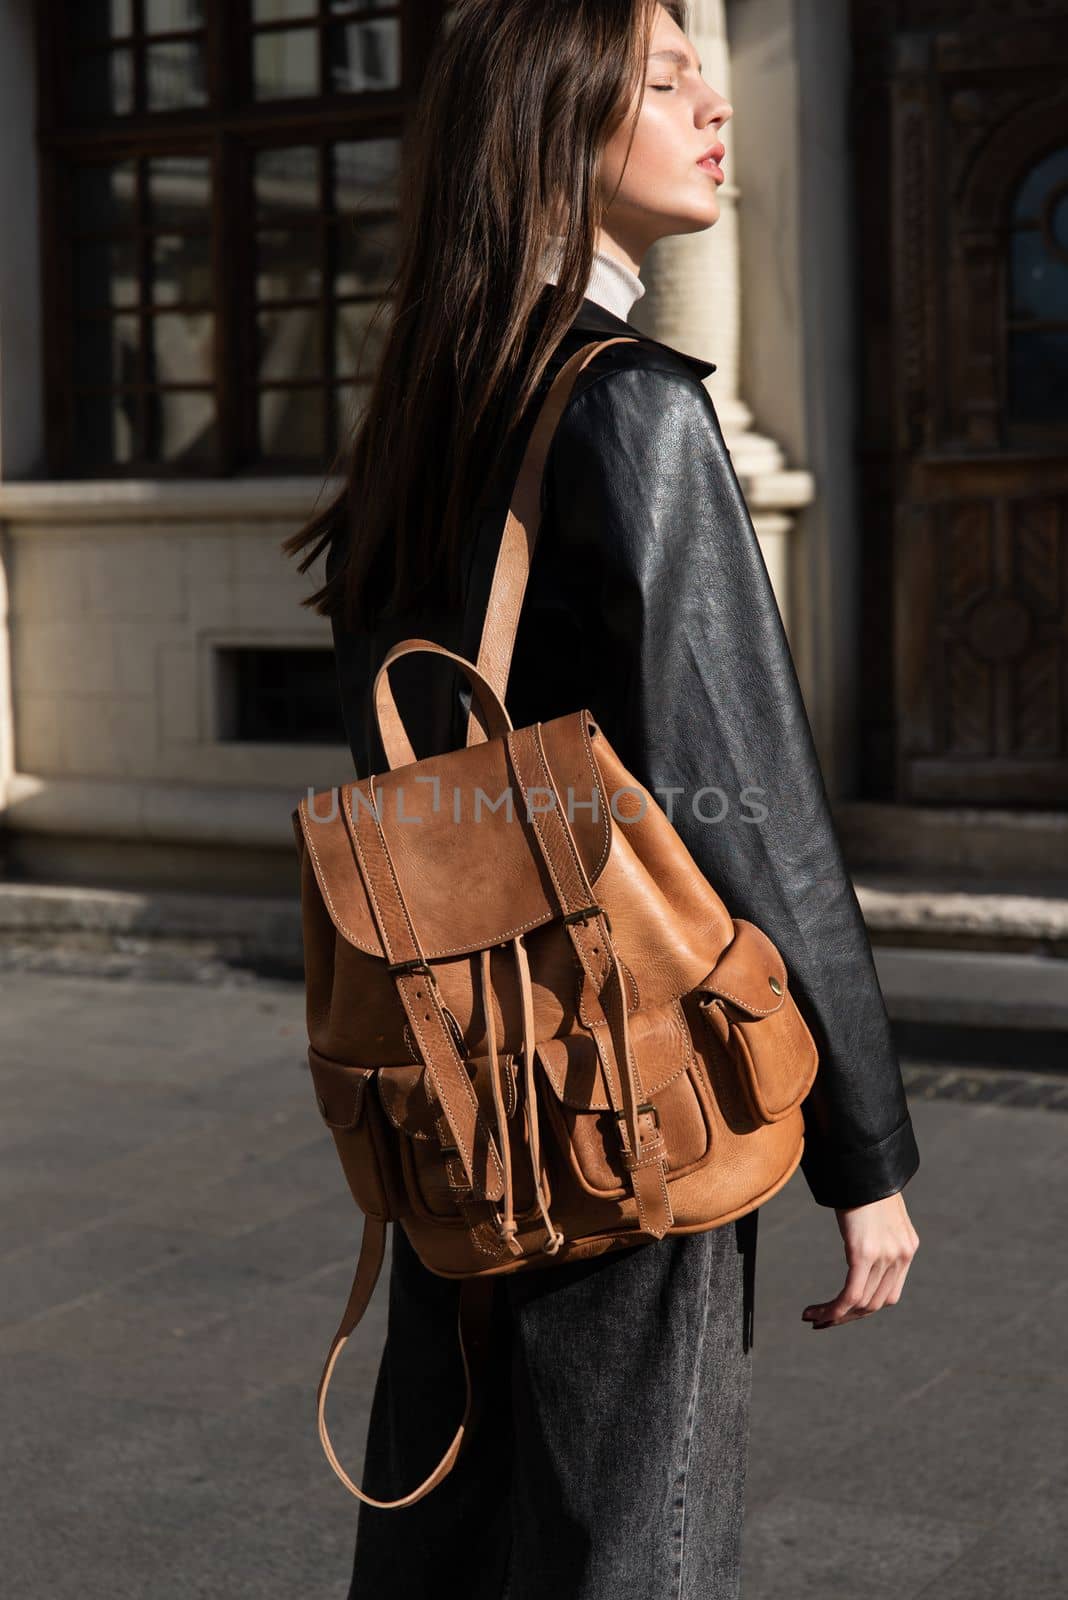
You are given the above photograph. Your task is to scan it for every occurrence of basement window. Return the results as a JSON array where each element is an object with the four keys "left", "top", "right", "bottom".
[{"left": 215, "top": 645, "right": 346, "bottom": 744}]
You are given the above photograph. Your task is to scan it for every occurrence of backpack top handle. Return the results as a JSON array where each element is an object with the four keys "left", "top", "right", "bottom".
[{"left": 372, "top": 635, "right": 514, "bottom": 773}]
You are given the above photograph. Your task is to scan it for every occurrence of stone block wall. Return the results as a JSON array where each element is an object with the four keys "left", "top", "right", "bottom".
[{"left": 0, "top": 483, "right": 353, "bottom": 886}]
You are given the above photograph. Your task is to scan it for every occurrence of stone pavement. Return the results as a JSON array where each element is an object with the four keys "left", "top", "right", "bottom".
[{"left": 2, "top": 964, "right": 1065, "bottom": 1599}]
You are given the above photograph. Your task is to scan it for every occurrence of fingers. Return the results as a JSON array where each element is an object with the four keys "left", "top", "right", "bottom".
[
  {"left": 866, "top": 1254, "right": 908, "bottom": 1313},
  {"left": 802, "top": 1256, "right": 882, "bottom": 1329},
  {"left": 801, "top": 1205, "right": 920, "bottom": 1330}
]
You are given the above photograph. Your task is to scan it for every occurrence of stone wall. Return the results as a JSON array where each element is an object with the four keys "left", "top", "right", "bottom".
[{"left": 0, "top": 483, "right": 350, "bottom": 887}]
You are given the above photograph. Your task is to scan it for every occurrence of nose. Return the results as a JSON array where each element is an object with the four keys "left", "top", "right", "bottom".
[{"left": 699, "top": 90, "right": 732, "bottom": 132}]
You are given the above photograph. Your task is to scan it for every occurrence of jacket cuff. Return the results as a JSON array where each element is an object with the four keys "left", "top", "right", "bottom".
[{"left": 799, "top": 1115, "right": 920, "bottom": 1210}]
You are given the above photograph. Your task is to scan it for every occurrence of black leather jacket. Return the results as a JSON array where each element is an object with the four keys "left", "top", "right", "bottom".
[{"left": 328, "top": 286, "right": 920, "bottom": 1212}]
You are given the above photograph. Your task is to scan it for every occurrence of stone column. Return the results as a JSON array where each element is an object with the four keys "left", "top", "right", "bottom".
[
  {"left": 631, "top": 0, "right": 813, "bottom": 636},
  {"left": 0, "top": 541, "right": 12, "bottom": 818},
  {"left": 0, "top": 0, "right": 43, "bottom": 817}
]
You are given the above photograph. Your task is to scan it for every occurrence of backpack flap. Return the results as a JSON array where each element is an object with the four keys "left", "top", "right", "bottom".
[
  {"left": 293, "top": 706, "right": 610, "bottom": 963},
  {"left": 307, "top": 1048, "right": 404, "bottom": 1219},
  {"left": 376, "top": 1053, "right": 542, "bottom": 1223},
  {"left": 695, "top": 920, "right": 819, "bottom": 1124},
  {"left": 535, "top": 999, "right": 714, "bottom": 1197}
]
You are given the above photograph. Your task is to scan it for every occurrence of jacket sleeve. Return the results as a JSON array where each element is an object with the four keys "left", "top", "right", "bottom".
[{"left": 541, "top": 364, "right": 919, "bottom": 1210}]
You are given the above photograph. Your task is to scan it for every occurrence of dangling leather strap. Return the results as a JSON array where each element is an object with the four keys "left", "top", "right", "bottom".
[
  {"left": 480, "top": 947, "right": 524, "bottom": 1259},
  {"left": 466, "top": 335, "right": 642, "bottom": 743},
  {"left": 340, "top": 772, "right": 506, "bottom": 1204},
  {"left": 316, "top": 1216, "right": 496, "bottom": 1507},
  {"left": 511, "top": 930, "right": 565, "bottom": 1255},
  {"left": 504, "top": 722, "right": 673, "bottom": 1238}
]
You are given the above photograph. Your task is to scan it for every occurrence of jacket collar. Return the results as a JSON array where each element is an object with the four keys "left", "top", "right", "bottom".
[{"left": 541, "top": 283, "right": 717, "bottom": 379}]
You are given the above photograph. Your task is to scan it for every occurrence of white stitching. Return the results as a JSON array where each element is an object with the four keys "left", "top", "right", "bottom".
[
  {"left": 347, "top": 780, "right": 504, "bottom": 1191},
  {"left": 532, "top": 725, "right": 591, "bottom": 903},
  {"left": 544, "top": 999, "right": 691, "bottom": 1111},
  {"left": 300, "top": 795, "right": 366, "bottom": 948},
  {"left": 300, "top": 792, "right": 579, "bottom": 959},
  {"left": 380, "top": 1052, "right": 516, "bottom": 1137},
  {"left": 335, "top": 714, "right": 610, "bottom": 967},
  {"left": 634, "top": 1169, "right": 648, "bottom": 1230},
  {"left": 704, "top": 983, "right": 784, "bottom": 1017},
  {"left": 655, "top": 1154, "right": 671, "bottom": 1223},
  {"left": 577, "top": 711, "right": 612, "bottom": 881}
]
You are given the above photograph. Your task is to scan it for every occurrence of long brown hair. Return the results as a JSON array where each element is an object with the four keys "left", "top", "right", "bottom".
[{"left": 281, "top": 0, "right": 686, "bottom": 633}]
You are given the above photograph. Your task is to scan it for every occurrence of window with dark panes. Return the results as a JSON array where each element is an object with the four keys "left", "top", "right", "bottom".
[
  {"left": 1006, "top": 145, "right": 1068, "bottom": 436},
  {"left": 215, "top": 645, "right": 348, "bottom": 743},
  {"left": 36, "top": 0, "right": 446, "bottom": 476}
]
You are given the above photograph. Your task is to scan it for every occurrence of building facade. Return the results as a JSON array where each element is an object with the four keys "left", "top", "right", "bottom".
[{"left": 0, "top": 0, "right": 1064, "bottom": 901}]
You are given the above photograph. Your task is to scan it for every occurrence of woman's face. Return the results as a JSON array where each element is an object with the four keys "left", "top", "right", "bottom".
[{"left": 598, "top": 3, "right": 733, "bottom": 265}]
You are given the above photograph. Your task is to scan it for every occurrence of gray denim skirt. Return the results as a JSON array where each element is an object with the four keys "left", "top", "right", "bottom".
[{"left": 348, "top": 1208, "right": 758, "bottom": 1600}]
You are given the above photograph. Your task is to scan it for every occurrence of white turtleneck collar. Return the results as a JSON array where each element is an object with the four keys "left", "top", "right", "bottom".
[{"left": 540, "top": 235, "right": 646, "bottom": 321}]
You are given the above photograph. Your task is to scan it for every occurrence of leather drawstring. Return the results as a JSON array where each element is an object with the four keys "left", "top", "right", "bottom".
[
  {"left": 476, "top": 939, "right": 564, "bottom": 1257},
  {"left": 512, "top": 932, "right": 564, "bottom": 1254},
  {"left": 479, "top": 948, "right": 523, "bottom": 1258}
]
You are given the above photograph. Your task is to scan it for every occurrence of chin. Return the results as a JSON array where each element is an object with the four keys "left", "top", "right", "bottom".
[{"left": 662, "top": 204, "right": 720, "bottom": 236}]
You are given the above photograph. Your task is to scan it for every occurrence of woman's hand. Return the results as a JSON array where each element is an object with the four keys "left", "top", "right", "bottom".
[{"left": 801, "top": 1191, "right": 920, "bottom": 1330}]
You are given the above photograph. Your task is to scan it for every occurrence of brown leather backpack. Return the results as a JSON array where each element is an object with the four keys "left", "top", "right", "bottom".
[{"left": 292, "top": 336, "right": 819, "bottom": 1508}]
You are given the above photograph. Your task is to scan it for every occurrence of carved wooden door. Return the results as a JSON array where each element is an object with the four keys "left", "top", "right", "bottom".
[{"left": 853, "top": 2, "right": 1068, "bottom": 805}]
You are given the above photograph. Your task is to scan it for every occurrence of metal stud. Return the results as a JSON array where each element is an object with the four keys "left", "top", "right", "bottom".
[{"left": 768, "top": 975, "right": 783, "bottom": 996}]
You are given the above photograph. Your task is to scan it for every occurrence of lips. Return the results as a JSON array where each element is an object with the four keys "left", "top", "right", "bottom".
[{"left": 696, "top": 143, "right": 725, "bottom": 185}]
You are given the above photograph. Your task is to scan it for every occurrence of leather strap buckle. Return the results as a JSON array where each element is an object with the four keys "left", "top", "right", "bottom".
[
  {"left": 387, "top": 957, "right": 437, "bottom": 982},
  {"left": 615, "top": 1101, "right": 658, "bottom": 1127},
  {"left": 561, "top": 903, "right": 612, "bottom": 935},
  {"left": 439, "top": 1142, "right": 477, "bottom": 1195}
]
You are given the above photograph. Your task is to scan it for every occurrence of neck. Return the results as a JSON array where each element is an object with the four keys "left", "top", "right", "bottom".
[{"left": 540, "top": 235, "right": 646, "bottom": 321}]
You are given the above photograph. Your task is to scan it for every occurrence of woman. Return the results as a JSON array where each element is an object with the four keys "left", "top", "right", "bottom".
[{"left": 284, "top": 3, "right": 921, "bottom": 1596}]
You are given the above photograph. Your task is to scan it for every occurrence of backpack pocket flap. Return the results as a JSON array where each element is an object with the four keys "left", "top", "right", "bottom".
[
  {"left": 698, "top": 994, "right": 819, "bottom": 1124},
  {"left": 696, "top": 918, "right": 789, "bottom": 1018},
  {"left": 306, "top": 1049, "right": 404, "bottom": 1219},
  {"left": 535, "top": 1001, "right": 693, "bottom": 1111},
  {"left": 376, "top": 1064, "right": 434, "bottom": 1139},
  {"left": 535, "top": 1001, "right": 713, "bottom": 1197},
  {"left": 377, "top": 1056, "right": 517, "bottom": 1139},
  {"left": 693, "top": 919, "right": 820, "bottom": 1125},
  {"left": 376, "top": 1056, "right": 529, "bottom": 1223},
  {"left": 308, "top": 1048, "right": 369, "bottom": 1129}
]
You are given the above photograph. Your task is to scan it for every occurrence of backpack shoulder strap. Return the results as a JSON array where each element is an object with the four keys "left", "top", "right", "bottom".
[
  {"left": 316, "top": 1215, "right": 496, "bottom": 1507},
  {"left": 465, "top": 335, "right": 641, "bottom": 746}
]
